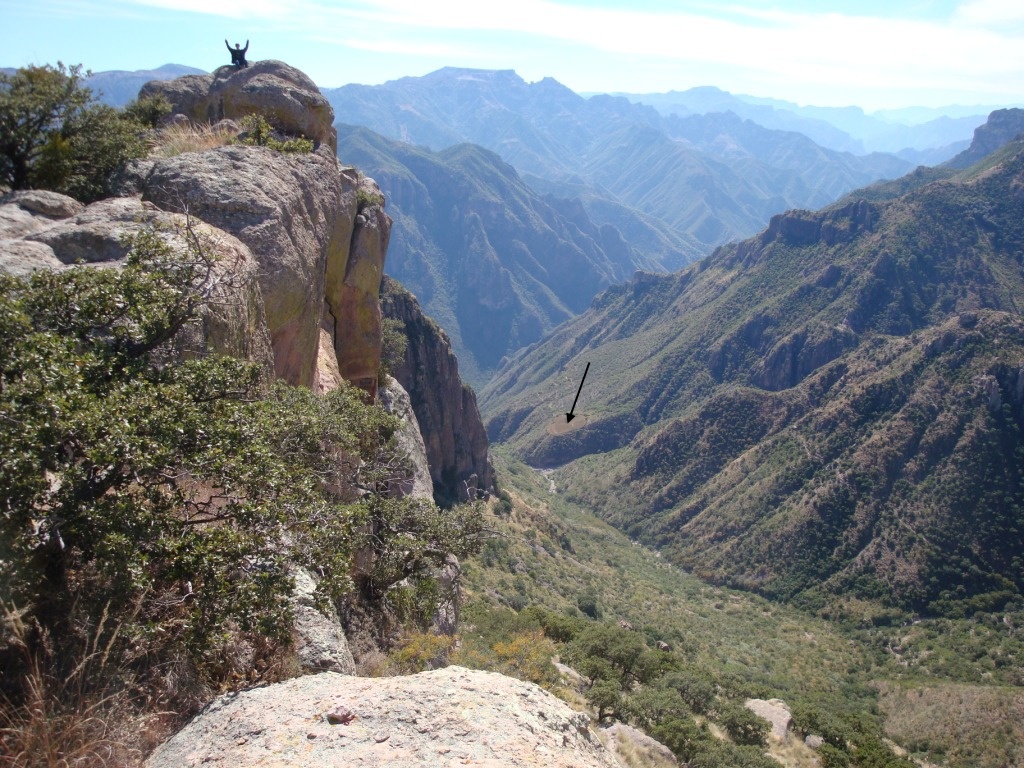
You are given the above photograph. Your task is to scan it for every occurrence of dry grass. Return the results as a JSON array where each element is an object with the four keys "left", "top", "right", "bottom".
[
  {"left": 0, "top": 604, "right": 157, "bottom": 768},
  {"left": 151, "top": 122, "right": 237, "bottom": 158},
  {"left": 873, "top": 680, "right": 1024, "bottom": 768}
]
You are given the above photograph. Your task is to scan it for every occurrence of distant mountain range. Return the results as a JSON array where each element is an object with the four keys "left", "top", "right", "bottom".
[
  {"left": 481, "top": 123, "right": 1024, "bottom": 617},
  {"left": 608, "top": 85, "right": 1003, "bottom": 159},
  {"left": 338, "top": 126, "right": 701, "bottom": 383},
  {"left": 324, "top": 68, "right": 921, "bottom": 249},
  {"left": 85, "top": 64, "right": 207, "bottom": 106}
]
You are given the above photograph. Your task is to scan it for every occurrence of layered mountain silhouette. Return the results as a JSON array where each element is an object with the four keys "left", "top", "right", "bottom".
[
  {"left": 324, "top": 68, "right": 916, "bottom": 249},
  {"left": 610, "top": 85, "right": 993, "bottom": 159},
  {"left": 482, "top": 132, "right": 1024, "bottom": 616},
  {"left": 338, "top": 126, "right": 700, "bottom": 383}
]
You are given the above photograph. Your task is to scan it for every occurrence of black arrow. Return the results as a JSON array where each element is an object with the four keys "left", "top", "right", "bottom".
[{"left": 566, "top": 362, "right": 590, "bottom": 423}]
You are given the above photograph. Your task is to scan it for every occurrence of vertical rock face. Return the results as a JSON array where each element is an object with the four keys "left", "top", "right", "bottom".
[
  {"left": 136, "top": 147, "right": 389, "bottom": 394},
  {"left": 326, "top": 178, "right": 391, "bottom": 399},
  {"left": 380, "top": 276, "right": 494, "bottom": 503},
  {"left": 140, "top": 145, "right": 347, "bottom": 387},
  {"left": 138, "top": 61, "right": 388, "bottom": 393}
]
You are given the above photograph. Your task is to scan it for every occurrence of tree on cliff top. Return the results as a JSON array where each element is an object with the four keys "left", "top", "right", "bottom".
[{"left": 0, "top": 63, "right": 148, "bottom": 201}]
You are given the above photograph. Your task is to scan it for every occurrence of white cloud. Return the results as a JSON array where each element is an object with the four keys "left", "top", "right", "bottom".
[
  {"left": 956, "top": 0, "right": 1024, "bottom": 26},
  {"left": 97, "top": 0, "right": 1024, "bottom": 106}
]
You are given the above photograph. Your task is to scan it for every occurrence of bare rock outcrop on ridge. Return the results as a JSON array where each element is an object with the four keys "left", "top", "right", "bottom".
[
  {"left": 138, "top": 144, "right": 379, "bottom": 388},
  {"left": 140, "top": 60, "right": 337, "bottom": 153},
  {"left": 143, "top": 666, "right": 622, "bottom": 768}
]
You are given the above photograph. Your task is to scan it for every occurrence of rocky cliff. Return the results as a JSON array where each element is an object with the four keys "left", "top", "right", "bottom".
[
  {"left": 381, "top": 276, "right": 495, "bottom": 503},
  {"left": 945, "top": 108, "right": 1024, "bottom": 169},
  {"left": 135, "top": 62, "right": 389, "bottom": 394}
]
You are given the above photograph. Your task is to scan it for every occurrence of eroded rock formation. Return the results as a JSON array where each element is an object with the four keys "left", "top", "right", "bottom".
[
  {"left": 0, "top": 191, "right": 274, "bottom": 372},
  {"left": 380, "top": 276, "right": 494, "bottom": 503}
]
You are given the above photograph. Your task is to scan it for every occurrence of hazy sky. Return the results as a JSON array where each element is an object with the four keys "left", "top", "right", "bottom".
[{"left": 3, "top": 0, "right": 1023, "bottom": 110}]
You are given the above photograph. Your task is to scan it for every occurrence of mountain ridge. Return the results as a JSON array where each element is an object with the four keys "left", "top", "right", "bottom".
[{"left": 481, "top": 134, "right": 1024, "bottom": 616}]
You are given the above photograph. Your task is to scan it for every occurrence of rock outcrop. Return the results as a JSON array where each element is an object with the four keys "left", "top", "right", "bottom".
[
  {"left": 380, "top": 276, "right": 494, "bottom": 503},
  {"left": 143, "top": 666, "right": 621, "bottom": 768},
  {"left": 140, "top": 60, "right": 337, "bottom": 153},
  {"left": 379, "top": 375, "right": 434, "bottom": 500},
  {"left": 946, "top": 108, "right": 1024, "bottom": 169},
  {"left": 0, "top": 191, "right": 273, "bottom": 371},
  {"left": 290, "top": 568, "right": 357, "bottom": 675},
  {"left": 744, "top": 698, "right": 792, "bottom": 742},
  {"left": 138, "top": 144, "right": 384, "bottom": 389}
]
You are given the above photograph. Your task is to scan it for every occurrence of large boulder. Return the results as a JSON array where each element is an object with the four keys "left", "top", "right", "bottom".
[
  {"left": 144, "top": 666, "right": 621, "bottom": 768},
  {"left": 140, "top": 60, "right": 337, "bottom": 153}
]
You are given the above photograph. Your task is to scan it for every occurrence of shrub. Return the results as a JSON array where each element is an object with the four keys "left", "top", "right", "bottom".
[
  {"left": 233, "top": 114, "right": 313, "bottom": 153},
  {"left": 379, "top": 316, "right": 408, "bottom": 379},
  {"left": 717, "top": 702, "right": 770, "bottom": 747},
  {"left": 356, "top": 187, "right": 385, "bottom": 210},
  {"left": 121, "top": 94, "right": 173, "bottom": 128},
  {"left": 0, "top": 63, "right": 150, "bottom": 202},
  {"left": 385, "top": 631, "right": 455, "bottom": 674}
]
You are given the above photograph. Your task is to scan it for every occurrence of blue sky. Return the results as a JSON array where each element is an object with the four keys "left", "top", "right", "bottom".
[{"left": 2, "top": 0, "right": 1023, "bottom": 110}]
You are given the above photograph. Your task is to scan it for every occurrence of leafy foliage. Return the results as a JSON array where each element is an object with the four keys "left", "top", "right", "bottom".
[
  {"left": 0, "top": 63, "right": 149, "bottom": 201},
  {"left": 0, "top": 223, "right": 482, "bottom": 717},
  {"left": 233, "top": 114, "right": 313, "bottom": 153}
]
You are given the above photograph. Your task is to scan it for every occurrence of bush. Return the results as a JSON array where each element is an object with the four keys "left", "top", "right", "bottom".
[
  {"left": 717, "top": 702, "right": 770, "bottom": 747},
  {"left": 379, "top": 316, "right": 408, "bottom": 379},
  {"left": 233, "top": 114, "right": 313, "bottom": 153},
  {"left": 121, "top": 94, "right": 172, "bottom": 128},
  {"left": 0, "top": 63, "right": 149, "bottom": 201},
  {"left": 356, "top": 187, "right": 385, "bottom": 210},
  {"left": 0, "top": 221, "right": 481, "bottom": 722}
]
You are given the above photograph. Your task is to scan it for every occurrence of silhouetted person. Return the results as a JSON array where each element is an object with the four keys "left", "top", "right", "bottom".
[{"left": 226, "top": 39, "right": 249, "bottom": 68}]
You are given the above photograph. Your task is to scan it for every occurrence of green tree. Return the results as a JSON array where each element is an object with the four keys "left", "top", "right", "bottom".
[
  {"left": 717, "top": 702, "right": 771, "bottom": 747},
  {"left": 586, "top": 679, "right": 622, "bottom": 722},
  {"left": 0, "top": 63, "right": 148, "bottom": 201},
  {"left": 0, "top": 223, "right": 481, "bottom": 701}
]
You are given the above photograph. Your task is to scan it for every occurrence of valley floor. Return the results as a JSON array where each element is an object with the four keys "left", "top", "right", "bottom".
[{"left": 457, "top": 448, "right": 1024, "bottom": 768}]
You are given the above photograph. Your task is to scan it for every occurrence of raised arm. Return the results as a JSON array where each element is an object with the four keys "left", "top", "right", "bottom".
[
  {"left": 225, "top": 39, "right": 232, "bottom": 51},
  {"left": 242, "top": 40, "right": 249, "bottom": 53}
]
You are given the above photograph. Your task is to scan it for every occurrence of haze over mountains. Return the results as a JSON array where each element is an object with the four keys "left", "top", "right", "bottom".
[
  {"left": 608, "top": 85, "right": 1004, "bottom": 161},
  {"left": 67, "top": 63, "right": 1014, "bottom": 383},
  {"left": 324, "top": 67, "right": 920, "bottom": 250}
]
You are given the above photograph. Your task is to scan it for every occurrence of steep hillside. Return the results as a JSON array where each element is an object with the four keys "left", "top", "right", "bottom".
[
  {"left": 326, "top": 68, "right": 912, "bottom": 249},
  {"left": 482, "top": 139, "right": 1024, "bottom": 616},
  {"left": 338, "top": 125, "right": 698, "bottom": 382}
]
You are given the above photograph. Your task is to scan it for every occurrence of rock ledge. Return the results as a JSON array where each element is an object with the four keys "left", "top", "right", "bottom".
[{"left": 145, "top": 666, "right": 620, "bottom": 768}]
